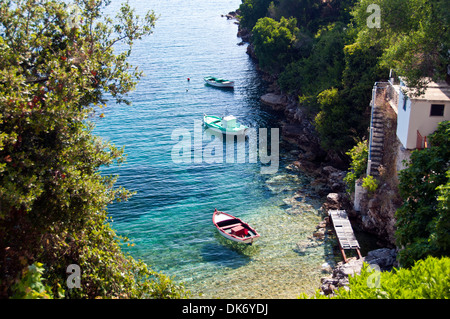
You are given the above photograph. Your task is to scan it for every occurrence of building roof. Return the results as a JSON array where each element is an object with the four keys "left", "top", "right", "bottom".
[{"left": 402, "top": 79, "right": 450, "bottom": 102}]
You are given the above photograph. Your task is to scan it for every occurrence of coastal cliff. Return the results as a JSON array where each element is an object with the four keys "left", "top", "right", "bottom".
[
  {"left": 229, "top": 0, "right": 450, "bottom": 298},
  {"left": 257, "top": 70, "right": 401, "bottom": 248},
  {"left": 235, "top": 17, "right": 397, "bottom": 253}
]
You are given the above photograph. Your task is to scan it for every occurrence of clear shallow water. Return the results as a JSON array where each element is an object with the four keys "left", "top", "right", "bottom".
[{"left": 94, "top": 0, "right": 332, "bottom": 298}]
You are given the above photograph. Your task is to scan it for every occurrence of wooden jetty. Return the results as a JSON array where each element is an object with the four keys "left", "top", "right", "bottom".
[{"left": 328, "top": 210, "right": 362, "bottom": 263}]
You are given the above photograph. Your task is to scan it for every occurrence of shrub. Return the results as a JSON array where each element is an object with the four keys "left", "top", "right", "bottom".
[
  {"left": 396, "top": 121, "right": 450, "bottom": 267},
  {"left": 0, "top": 0, "right": 187, "bottom": 299},
  {"left": 300, "top": 256, "right": 450, "bottom": 299},
  {"left": 362, "top": 175, "right": 379, "bottom": 194},
  {"left": 343, "top": 140, "right": 368, "bottom": 192},
  {"left": 11, "top": 262, "right": 63, "bottom": 299},
  {"left": 252, "top": 16, "right": 299, "bottom": 73}
]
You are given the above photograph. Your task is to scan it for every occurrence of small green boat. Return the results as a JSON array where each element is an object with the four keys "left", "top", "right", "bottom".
[
  {"left": 203, "top": 114, "right": 248, "bottom": 135},
  {"left": 204, "top": 76, "right": 234, "bottom": 88}
]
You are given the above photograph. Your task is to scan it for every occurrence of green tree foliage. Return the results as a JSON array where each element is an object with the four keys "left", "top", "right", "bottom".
[
  {"left": 11, "top": 262, "right": 63, "bottom": 299},
  {"left": 301, "top": 256, "right": 450, "bottom": 299},
  {"left": 238, "top": 0, "right": 271, "bottom": 30},
  {"left": 252, "top": 16, "right": 299, "bottom": 73},
  {"left": 362, "top": 175, "right": 378, "bottom": 194},
  {"left": 340, "top": 42, "right": 387, "bottom": 121},
  {"left": 268, "top": 3, "right": 386, "bottom": 153},
  {"left": 433, "top": 170, "right": 450, "bottom": 261},
  {"left": 396, "top": 121, "right": 450, "bottom": 267},
  {"left": 352, "top": 0, "right": 450, "bottom": 93},
  {"left": 314, "top": 87, "right": 355, "bottom": 152},
  {"left": 268, "top": 0, "right": 320, "bottom": 31},
  {"left": 343, "top": 139, "right": 368, "bottom": 192},
  {"left": 241, "top": 0, "right": 444, "bottom": 155},
  {"left": 278, "top": 22, "right": 346, "bottom": 97},
  {"left": 268, "top": 0, "right": 356, "bottom": 34},
  {"left": 0, "top": 0, "right": 187, "bottom": 298},
  {"left": 308, "top": 36, "right": 387, "bottom": 152}
]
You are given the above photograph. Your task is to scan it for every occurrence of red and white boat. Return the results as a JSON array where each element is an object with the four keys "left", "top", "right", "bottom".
[{"left": 212, "top": 209, "right": 260, "bottom": 245}]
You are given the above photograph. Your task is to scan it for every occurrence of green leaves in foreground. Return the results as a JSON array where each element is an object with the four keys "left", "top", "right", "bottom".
[
  {"left": 395, "top": 121, "right": 450, "bottom": 267},
  {"left": 301, "top": 256, "right": 450, "bottom": 299},
  {"left": 0, "top": 0, "right": 187, "bottom": 298}
]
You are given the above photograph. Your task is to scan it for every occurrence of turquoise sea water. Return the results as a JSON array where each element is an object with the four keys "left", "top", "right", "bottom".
[{"left": 93, "top": 0, "right": 333, "bottom": 298}]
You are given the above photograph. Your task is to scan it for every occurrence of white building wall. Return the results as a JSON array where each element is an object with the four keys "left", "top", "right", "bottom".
[
  {"left": 396, "top": 89, "right": 411, "bottom": 148},
  {"left": 406, "top": 100, "right": 450, "bottom": 149},
  {"left": 386, "top": 78, "right": 449, "bottom": 150}
]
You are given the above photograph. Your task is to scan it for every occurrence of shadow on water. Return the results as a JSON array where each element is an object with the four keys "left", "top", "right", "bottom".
[
  {"left": 203, "top": 83, "right": 235, "bottom": 93},
  {"left": 200, "top": 233, "right": 260, "bottom": 269},
  {"left": 354, "top": 229, "right": 383, "bottom": 256},
  {"left": 200, "top": 243, "right": 251, "bottom": 269},
  {"left": 215, "top": 233, "right": 261, "bottom": 254}
]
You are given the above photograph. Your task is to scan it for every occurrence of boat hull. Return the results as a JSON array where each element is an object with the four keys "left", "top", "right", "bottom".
[
  {"left": 203, "top": 115, "right": 248, "bottom": 136},
  {"left": 204, "top": 124, "right": 247, "bottom": 136},
  {"left": 204, "top": 77, "right": 234, "bottom": 88},
  {"left": 212, "top": 210, "right": 259, "bottom": 245},
  {"left": 217, "top": 229, "right": 256, "bottom": 244}
]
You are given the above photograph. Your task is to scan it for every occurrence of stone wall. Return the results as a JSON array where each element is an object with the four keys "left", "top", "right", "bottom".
[{"left": 355, "top": 100, "right": 404, "bottom": 247}]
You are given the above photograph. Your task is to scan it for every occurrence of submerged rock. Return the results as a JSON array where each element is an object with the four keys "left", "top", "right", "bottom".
[
  {"left": 294, "top": 238, "right": 323, "bottom": 254},
  {"left": 319, "top": 248, "right": 397, "bottom": 295},
  {"left": 260, "top": 93, "right": 288, "bottom": 109},
  {"left": 265, "top": 173, "right": 303, "bottom": 194},
  {"left": 313, "top": 227, "right": 326, "bottom": 239}
]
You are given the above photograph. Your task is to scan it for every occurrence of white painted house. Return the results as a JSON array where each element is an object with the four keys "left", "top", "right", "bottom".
[
  {"left": 387, "top": 77, "right": 450, "bottom": 149},
  {"left": 358, "top": 75, "right": 449, "bottom": 210}
]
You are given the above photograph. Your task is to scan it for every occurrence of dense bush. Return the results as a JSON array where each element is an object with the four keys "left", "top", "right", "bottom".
[
  {"left": 396, "top": 121, "right": 450, "bottom": 267},
  {"left": 238, "top": 0, "right": 271, "bottom": 30},
  {"left": 278, "top": 22, "right": 346, "bottom": 98},
  {"left": 11, "top": 262, "right": 61, "bottom": 299},
  {"left": 0, "top": 0, "right": 187, "bottom": 298},
  {"left": 351, "top": 0, "right": 449, "bottom": 92},
  {"left": 301, "top": 256, "right": 450, "bottom": 299},
  {"left": 252, "top": 16, "right": 299, "bottom": 73},
  {"left": 313, "top": 87, "right": 355, "bottom": 151},
  {"left": 343, "top": 140, "right": 368, "bottom": 192},
  {"left": 362, "top": 175, "right": 378, "bottom": 194}
]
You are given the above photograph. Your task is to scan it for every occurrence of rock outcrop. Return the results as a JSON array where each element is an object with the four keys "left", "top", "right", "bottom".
[
  {"left": 260, "top": 93, "right": 288, "bottom": 109},
  {"left": 355, "top": 100, "right": 401, "bottom": 247},
  {"left": 320, "top": 248, "right": 398, "bottom": 295}
]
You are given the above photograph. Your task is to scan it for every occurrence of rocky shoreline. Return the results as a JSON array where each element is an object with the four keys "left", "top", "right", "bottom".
[
  {"left": 282, "top": 185, "right": 399, "bottom": 295},
  {"left": 320, "top": 248, "right": 397, "bottom": 295},
  {"left": 264, "top": 84, "right": 403, "bottom": 295},
  {"left": 264, "top": 85, "right": 400, "bottom": 294},
  {"left": 231, "top": 18, "right": 401, "bottom": 296},
  {"left": 260, "top": 88, "right": 349, "bottom": 196}
]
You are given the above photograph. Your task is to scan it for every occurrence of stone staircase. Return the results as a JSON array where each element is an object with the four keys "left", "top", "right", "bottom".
[{"left": 368, "top": 104, "right": 385, "bottom": 177}]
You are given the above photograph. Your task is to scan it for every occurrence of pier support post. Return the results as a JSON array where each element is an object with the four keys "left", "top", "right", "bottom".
[{"left": 339, "top": 245, "right": 348, "bottom": 263}]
